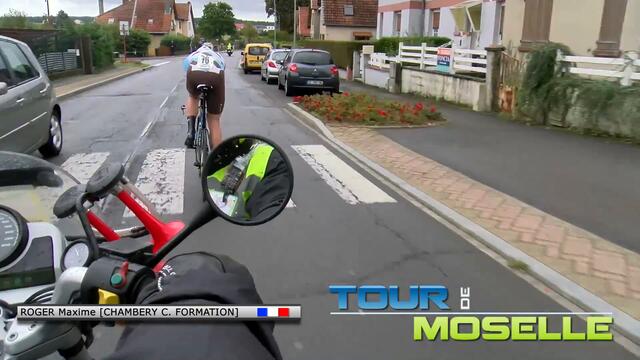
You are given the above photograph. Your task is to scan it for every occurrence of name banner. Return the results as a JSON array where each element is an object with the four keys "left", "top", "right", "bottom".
[{"left": 17, "top": 305, "right": 301, "bottom": 321}]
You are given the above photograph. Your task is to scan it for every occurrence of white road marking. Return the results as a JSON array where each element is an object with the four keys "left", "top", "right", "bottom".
[
  {"left": 61, "top": 152, "right": 110, "bottom": 183},
  {"left": 286, "top": 199, "right": 296, "bottom": 208},
  {"left": 153, "top": 61, "right": 171, "bottom": 67},
  {"left": 292, "top": 145, "right": 396, "bottom": 205},
  {"left": 124, "top": 148, "right": 185, "bottom": 217}
]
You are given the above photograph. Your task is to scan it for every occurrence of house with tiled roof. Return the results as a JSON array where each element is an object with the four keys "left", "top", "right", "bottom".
[
  {"left": 175, "top": 2, "right": 196, "bottom": 38},
  {"left": 310, "top": 0, "right": 378, "bottom": 41},
  {"left": 97, "top": 0, "right": 194, "bottom": 56}
]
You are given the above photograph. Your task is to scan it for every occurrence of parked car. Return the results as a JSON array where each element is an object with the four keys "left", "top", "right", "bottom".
[
  {"left": 0, "top": 35, "right": 62, "bottom": 158},
  {"left": 241, "top": 43, "right": 272, "bottom": 74},
  {"left": 277, "top": 49, "right": 339, "bottom": 96},
  {"left": 261, "top": 49, "right": 290, "bottom": 84}
]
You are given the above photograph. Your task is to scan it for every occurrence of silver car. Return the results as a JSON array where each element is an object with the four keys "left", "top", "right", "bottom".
[
  {"left": 0, "top": 35, "right": 62, "bottom": 158},
  {"left": 260, "top": 49, "right": 289, "bottom": 84}
]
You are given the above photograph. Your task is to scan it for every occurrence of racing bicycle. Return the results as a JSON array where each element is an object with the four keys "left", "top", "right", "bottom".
[{"left": 193, "top": 84, "right": 211, "bottom": 176}]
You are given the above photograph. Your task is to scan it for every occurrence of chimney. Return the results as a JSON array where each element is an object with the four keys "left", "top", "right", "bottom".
[{"left": 99, "top": 0, "right": 104, "bottom": 15}]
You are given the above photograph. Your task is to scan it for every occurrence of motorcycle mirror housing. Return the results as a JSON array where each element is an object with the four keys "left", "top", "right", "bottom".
[{"left": 202, "top": 135, "right": 294, "bottom": 226}]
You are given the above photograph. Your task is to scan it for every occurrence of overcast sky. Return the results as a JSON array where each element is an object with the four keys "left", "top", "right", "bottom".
[{"left": 0, "top": 0, "right": 271, "bottom": 21}]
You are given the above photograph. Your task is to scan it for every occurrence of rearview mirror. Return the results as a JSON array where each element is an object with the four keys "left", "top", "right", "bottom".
[
  {"left": 202, "top": 135, "right": 293, "bottom": 226},
  {"left": 0, "top": 82, "right": 7, "bottom": 96}
]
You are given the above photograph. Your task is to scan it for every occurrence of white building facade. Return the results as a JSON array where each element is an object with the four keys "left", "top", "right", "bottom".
[{"left": 376, "top": 0, "right": 505, "bottom": 49}]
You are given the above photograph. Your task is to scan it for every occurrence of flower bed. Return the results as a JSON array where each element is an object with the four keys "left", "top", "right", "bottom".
[{"left": 294, "top": 93, "right": 444, "bottom": 126}]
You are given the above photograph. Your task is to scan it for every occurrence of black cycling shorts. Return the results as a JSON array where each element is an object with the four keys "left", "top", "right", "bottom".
[{"left": 186, "top": 69, "right": 225, "bottom": 115}]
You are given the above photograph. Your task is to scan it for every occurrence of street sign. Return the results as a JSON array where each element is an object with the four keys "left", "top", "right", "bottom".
[
  {"left": 119, "top": 21, "right": 130, "bottom": 36},
  {"left": 362, "top": 45, "right": 374, "bottom": 55},
  {"left": 436, "top": 48, "right": 452, "bottom": 73}
]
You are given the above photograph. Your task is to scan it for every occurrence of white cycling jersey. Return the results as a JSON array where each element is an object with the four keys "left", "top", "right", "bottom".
[{"left": 183, "top": 46, "right": 226, "bottom": 74}]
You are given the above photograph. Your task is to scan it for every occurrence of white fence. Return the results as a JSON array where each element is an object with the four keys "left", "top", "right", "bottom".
[
  {"left": 367, "top": 43, "right": 487, "bottom": 76},
  {"left": 557, "top": 50, "right": 640, "bottom": 86}
]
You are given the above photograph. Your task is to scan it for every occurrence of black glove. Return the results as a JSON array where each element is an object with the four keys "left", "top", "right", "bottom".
[{"left": 105, "top": 253, "right": 282, "bottom": 360}]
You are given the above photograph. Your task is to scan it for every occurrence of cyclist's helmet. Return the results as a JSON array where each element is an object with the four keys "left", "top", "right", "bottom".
[
  {"left": 213, "top": 45, "right": 219, "bottom": 52},
  {"left": 203, "top": 42, "right": 214, "bottom": 50}
]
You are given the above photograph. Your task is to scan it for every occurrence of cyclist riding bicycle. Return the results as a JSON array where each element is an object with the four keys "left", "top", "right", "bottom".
[
  {"left": 183, "top": 42, "right": 226, "bottom": 149},
  {"left": 227, "top": 43, "right": 233, "bottom": 52}
]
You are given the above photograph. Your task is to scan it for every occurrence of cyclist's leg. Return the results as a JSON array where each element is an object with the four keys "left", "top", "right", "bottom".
[
  {"left": 184, "top": 70, "right": 200, "bottom": 148},
  {"left": 207, "top": 71, "right": 225, "bottom": 148}
]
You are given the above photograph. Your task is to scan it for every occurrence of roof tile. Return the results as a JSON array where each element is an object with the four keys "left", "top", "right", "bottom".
[{"left": 323, "top": 0, "right": 378, "bottom": 28}]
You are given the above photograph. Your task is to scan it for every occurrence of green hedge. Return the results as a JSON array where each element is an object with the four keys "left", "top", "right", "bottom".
[
  {"left": 161, "top": 34, "right": 192, "bottom": 51},
  {"left": 76, "top": 23, "right": 118, "bottom": 70},
  {"left": 118, "top": 28, "right": 151, "bottom": 56},
  {"left": 374, "top": 36, "right": 451, "bottom": 55},
  {"left": 298, "top": 40, "right": 373, "bottom": 69}
]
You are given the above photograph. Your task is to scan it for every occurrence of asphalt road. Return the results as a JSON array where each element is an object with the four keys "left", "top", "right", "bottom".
[{"left": 48, "top": 54, "right": 637, "bottom": 359}]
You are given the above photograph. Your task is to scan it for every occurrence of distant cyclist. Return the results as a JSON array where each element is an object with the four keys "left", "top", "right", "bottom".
[{"left": 183, "top": 42, "right": 225, "bottom": 149}]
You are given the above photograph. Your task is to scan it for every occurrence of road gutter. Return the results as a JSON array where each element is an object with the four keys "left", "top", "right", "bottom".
[{"left": 286, "top": 102, "right": 640, "bottom": 345}]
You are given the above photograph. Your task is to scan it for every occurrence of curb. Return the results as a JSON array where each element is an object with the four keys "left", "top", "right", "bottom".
[
  {"left": 286, "top": 102, "right": 640, "bottom": 345},
  {"left": 55, "top": 66, "right": 150, "bottom": 100}
]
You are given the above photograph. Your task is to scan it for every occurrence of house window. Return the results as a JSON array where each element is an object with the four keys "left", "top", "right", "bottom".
[
  {"left": 520, "top": 0, "right": 554, "bottom": 51},
  {"left": 393, "top": 11, "right": 401, "bottom": 36},
  {"left": 344, "top": 5, "right": 354, "bottom": 16},
  {"left": 148, "top": 19, "right": 154, "bottom": 24},
  {"left": 594, "top": 0, "right": 628, "bottom": 57},
  {"left": 108, "top": 18, "right": 114, "bottom": 24},
  {"left": 431, "top": 9, "right": 440, "bottom": 37}
]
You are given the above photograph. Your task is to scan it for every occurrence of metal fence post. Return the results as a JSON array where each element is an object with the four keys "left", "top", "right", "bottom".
[
  {"left": 555, "top": 48, "right": 563, "bottom": 75},
  {"left": 620, "top": 51, "right": 637, "bottom": 87},
  {"left": 420, "top": 42, "right": 426, "bottom": 70}
]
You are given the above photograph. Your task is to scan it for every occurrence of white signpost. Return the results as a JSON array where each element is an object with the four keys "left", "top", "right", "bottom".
[{"left": 119, "top": 21, "right": 130, "bottom": 63}]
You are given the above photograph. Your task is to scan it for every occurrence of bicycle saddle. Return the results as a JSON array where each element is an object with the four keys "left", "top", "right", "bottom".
[
  {"left": 53, "top": 184, "right": 87, "bottom": 219},
  {"left": 86, "top": 163, "right": 125, "bottom": 199}
]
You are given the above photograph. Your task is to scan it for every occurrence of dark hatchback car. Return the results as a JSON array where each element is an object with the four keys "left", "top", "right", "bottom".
[{"left": 277, "top": 49, "right": 339, "bottom": 96}]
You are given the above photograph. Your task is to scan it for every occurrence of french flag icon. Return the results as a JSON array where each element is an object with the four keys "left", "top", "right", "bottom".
[{"left": 257, "top": 307, "right": 290, "bottom": 317}]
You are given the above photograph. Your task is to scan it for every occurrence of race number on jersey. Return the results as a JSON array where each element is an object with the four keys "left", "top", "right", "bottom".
[{"left": 190, "top": 53, "right": 223, "bottom": 74}]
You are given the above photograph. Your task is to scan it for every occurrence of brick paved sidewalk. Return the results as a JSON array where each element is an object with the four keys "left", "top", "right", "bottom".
[
  {"left": 330, "top": 126, "right": 640, "bottom": 321},
  {"left": 53, "top": 63, "right": 148, "bottom": 99}
]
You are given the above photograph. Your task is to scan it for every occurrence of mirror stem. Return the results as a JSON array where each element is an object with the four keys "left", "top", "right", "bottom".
[{"left": 146, "top": 202, "right": 217, "bottom": 267}]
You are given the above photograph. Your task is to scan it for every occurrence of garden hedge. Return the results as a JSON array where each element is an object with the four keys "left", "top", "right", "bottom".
[{"left": 298, "top": 40, "right": 373, "bottom": 69}]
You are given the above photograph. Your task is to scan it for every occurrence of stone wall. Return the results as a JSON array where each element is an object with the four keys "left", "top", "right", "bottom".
[{"left": 401, "top": 68, "right": 488, "bottom": 111}]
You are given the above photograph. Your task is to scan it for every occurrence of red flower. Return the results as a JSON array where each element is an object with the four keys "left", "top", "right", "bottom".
[
  {"left": 414, "top": 102, "right": 424, "bottom": 111},
  {"left": 430, "top": 105, "right": 437, "bottom": 113},
  {"left": 293, "top": 96, "right": 303, "bottom": 103},
  {"left": 377, "top": 109, "right": 387, "bottom": 117},
  {"left": 343, "top": 92, "right": 350, "bottom": 97}
]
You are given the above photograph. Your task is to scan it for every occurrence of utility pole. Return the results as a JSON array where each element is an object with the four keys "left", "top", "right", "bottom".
[
  {"left": 293, "top": 0, "right": 297, "bottom": 48},
  {"left": 273, "top": 1, "right": 277, "bottom": 47},
  {"left": 45, "top": 0, "right": 51, "bottom": 24}
]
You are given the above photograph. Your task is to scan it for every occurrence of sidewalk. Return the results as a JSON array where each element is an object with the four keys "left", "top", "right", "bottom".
[
  {"left": 53, "top": 62, "right": 149, "bottom": 99},
  {"left": 291, "top": 81, "right": 640, "bottom": 339}
]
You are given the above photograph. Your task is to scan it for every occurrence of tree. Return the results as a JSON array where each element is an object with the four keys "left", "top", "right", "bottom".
[
  {"left": 198, "top": 2, "right": 236, "bottom": 40},
  {"left": 55, "top": 10, "right": 74, "bottom": 30},
  {"left": 0, "top": 9, "right": 29, "bottom": 29},
  {"left": 264, "top": 0, "right": 309, "bottom": 33},
  {"left": 239, "top": 23, "right": 259, "bottom": 42}
]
